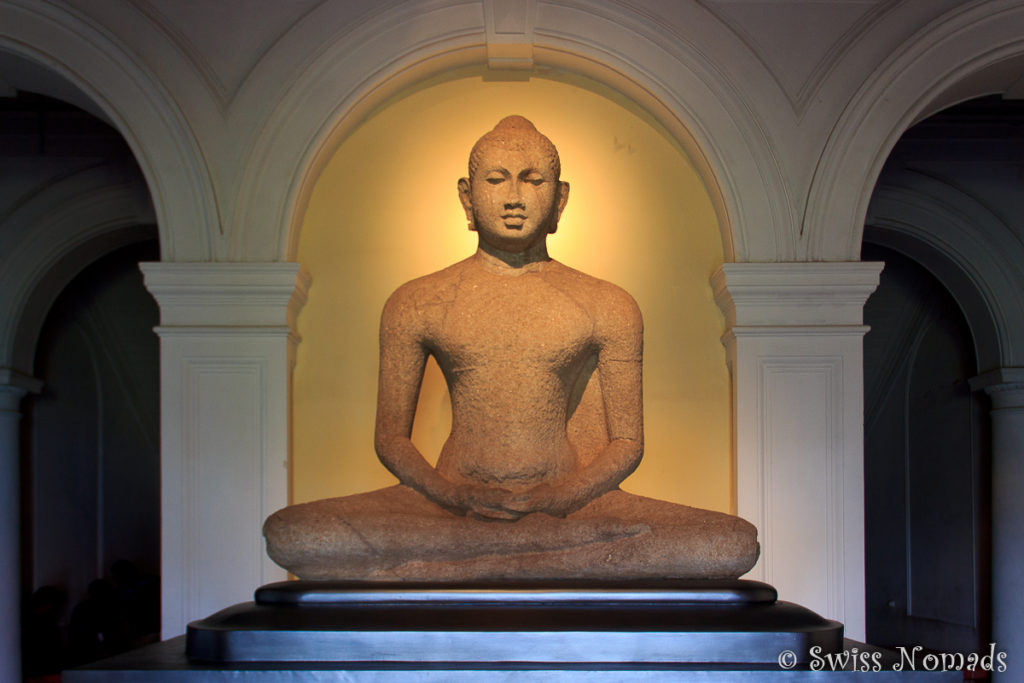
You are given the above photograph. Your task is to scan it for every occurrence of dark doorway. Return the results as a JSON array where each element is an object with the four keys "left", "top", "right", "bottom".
[
  {"left": 862, "top": 240, "right": 990, "bottom": 653},
  {"left": 22, "top": 240, "right": 160, "bottom": 676}
]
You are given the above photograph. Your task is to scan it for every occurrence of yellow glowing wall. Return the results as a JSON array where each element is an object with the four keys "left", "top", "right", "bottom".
[{"left": 294, "top": 69, "right": 733, "bottom": 512}]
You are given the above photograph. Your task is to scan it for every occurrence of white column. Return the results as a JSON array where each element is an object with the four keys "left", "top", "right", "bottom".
[
  {"left": 970, "top": 368, "right": 1024, "bottom": 675},
  {"left": 712, "top": 262, "right": 882, "bottom": 641},
  {"left": 141, "top": 263, "right": 310, "bottom": 638},
  {"left": 0, "top": 369, "right": 42, "bottom": 683}
]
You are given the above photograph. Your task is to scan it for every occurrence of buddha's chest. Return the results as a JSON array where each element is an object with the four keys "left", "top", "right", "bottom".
[{"left": 430, "top": 273, "right": 594, "bottom": 371}]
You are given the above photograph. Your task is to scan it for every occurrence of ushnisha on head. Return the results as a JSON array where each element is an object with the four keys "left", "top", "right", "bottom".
[
  {"left": 458, "top": 116, "right": 570, "bottom": 256},
  {"left": 468, "top": 115, "right": 561, "bottom": 180}
]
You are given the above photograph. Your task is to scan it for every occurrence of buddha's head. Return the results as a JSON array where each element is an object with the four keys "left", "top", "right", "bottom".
[{"left": 459, "top": 116, "right": 570, "bottom": 254}]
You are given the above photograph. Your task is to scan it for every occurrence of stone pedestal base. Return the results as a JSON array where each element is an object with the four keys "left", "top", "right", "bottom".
[
  {"left": 64, "top": 581, "right": 960, "bottom": 680},
  {"left": 66, "top": 636, "right": 963, "bottom": 682},
  {"left": 185, "top": 579, "right": 839, "bottom": 665}
]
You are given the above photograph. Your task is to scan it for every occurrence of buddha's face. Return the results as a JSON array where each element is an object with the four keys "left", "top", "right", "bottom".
[{"left": 459, "top": 143, "right": 569, "bottom": 254}]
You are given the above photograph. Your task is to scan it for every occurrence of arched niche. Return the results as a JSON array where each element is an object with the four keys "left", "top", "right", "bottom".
[
  {"left": 1, "top": 168, "right": 156, "bottom": 375},
  {"left": 235, "top": 1, "right": 790, "bottom": 264},
  {"left": 0, "top": 6, "right": 216, "bottom": 261},
  {"left": 804, "top": 3, "right": 1024, "bottom": 261},
  {"left": 0, "top": 61, "right": 163, "bottom": 670},
  {"left": 866, "top": 181, "right": 1018, "bottom": 373},
  {"left": 863, "top": 95, "right": 1024, "bottom": 371},
  {"left": 859, "top": 93, "right": 1024, "bottom": 658},
  {"left": 291, "top": 68, "right": 735, "bottom": 514}
]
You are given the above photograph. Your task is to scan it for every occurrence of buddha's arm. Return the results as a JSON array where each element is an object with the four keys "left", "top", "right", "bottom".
[
  {"left": 506, "top": 288, "right": 644, "bottom": 517},
  {"left": 373, "top": 287, "right": 518, "bottom": 519}
]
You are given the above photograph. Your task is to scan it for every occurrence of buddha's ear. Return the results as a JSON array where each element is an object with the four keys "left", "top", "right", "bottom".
[
  {"left": 457, "top": 177, "right": 475, "bottom": 230},
  {"left": 554, "top": 180, "right": 570, "bottom": 226}
]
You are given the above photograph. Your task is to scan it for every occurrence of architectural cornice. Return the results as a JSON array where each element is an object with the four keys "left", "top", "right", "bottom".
[
  {"left": 711, "top": 261, "right": 883, "bottom": 328},
  {"left": 970, "top": 368, "right": 1024, "bottom": 410},
  {"left": 140, "top": 262, "right": 311, "bottom": 328},
  {"left": 0, "top": 367, "right": 43, "bottom": 395}
]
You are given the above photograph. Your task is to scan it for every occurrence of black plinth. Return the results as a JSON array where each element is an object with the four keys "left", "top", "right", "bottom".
[{"left": 186, "top": 579, "right": 843, "bottom": 666}]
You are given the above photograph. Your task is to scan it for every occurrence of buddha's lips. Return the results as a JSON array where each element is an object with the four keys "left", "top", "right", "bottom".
[{"left": 502, "top": 214, "right": 527, "bottom": 221}]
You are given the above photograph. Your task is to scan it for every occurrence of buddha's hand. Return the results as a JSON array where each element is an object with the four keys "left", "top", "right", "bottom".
[
  {"left": 443, "top": 482, "right": 525, "bottom": 521},
  {"left": 502, "top": 481, "right": 586, "bottom": 518}
]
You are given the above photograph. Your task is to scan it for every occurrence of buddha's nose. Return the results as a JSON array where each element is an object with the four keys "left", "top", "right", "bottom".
[{"left": 506, "top": 182, "right": 524, "bottom": 204}]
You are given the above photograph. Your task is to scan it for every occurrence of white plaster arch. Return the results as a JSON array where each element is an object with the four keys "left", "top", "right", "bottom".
[
  {"left": 0, "top": 166, "right": 156, "bottom": 375},
  {"left": 0, "top": 0, "right": 216, "bottom": 261},
  {"left": 804, "top": 0, "right": 1024, "bottom": 261},
  {"left": 230, "top": 0, "right": 791, "bottom": 264},
  {"left": 865, "top": 173, "right": 1024, "bottom": 370}
]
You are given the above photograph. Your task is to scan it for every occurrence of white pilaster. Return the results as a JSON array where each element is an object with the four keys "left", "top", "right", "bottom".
[
  {"left": 141, "top": 263, "right": 310, "bottom": 638},
  {"left": 970, "top": 368, "right": 1024, "bottom": 676},
  {"left": 712, "top": 262, "right": 882, "bottom": 641},
  {"left": 0, "top": 369, "right": 42, "bottom": 683}
]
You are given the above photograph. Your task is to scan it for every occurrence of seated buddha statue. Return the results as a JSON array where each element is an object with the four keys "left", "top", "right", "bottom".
[{"left": 263, "top": 116, "right": 758, "bottom": 581}]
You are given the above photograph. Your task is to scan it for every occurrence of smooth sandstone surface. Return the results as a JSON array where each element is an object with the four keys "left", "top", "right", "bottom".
[{"left": 264, "top": 116, "right": 758, "bottom": 580}]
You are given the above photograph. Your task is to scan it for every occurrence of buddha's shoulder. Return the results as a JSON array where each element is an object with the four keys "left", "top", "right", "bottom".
[
  {"left": 545, "top": 261, "right": 642, "bottom": 321},
  {"left": 382, "top": 258, "right": 472, "bottom": 310}
]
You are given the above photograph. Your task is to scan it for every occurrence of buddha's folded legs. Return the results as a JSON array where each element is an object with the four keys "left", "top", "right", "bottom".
[{"left": 264, "top": 486, "right": 759, "bottom": 581}]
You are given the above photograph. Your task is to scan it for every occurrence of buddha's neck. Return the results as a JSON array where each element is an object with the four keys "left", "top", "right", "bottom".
[{"left": 474, "top": 239, "right": 550, "bottom": 273}]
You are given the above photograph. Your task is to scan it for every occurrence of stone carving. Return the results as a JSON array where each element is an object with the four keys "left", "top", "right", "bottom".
[{"left": 264, "top": 116, "right": 758, "bottom": 581}]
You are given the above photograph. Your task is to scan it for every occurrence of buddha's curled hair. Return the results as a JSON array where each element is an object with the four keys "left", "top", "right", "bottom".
[{"left": 468, "top": 115, "right": 561, "bottom": 180}]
